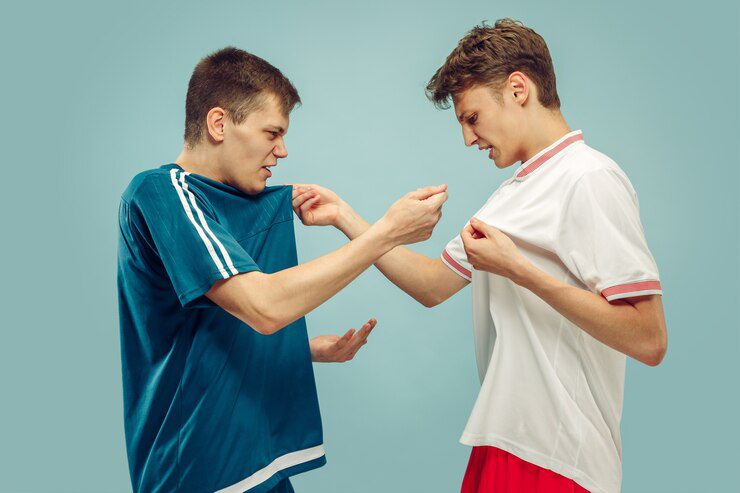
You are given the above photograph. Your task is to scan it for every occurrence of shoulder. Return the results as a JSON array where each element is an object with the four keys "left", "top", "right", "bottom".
[
  {"left": 561, "top": 144, "right": 636, "bottom": 196},
  {"left": 121, "top": 167, "right": 182, "bottom": 206}
]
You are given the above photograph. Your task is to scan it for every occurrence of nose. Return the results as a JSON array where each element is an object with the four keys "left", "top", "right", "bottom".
[
  {"left": 462, "top": 125, "right": 477, "bottom": 147},
  {"left": 273, "top": 138, "right": 288, "bottom": 159}
]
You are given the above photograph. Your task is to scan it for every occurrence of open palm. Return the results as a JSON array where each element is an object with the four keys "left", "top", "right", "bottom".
[
  {"left": 310, "top": 319, "right": 376, "bottom": 363},
  {"left": 291, "top": 184, "right": 344, "bottom": 227}
]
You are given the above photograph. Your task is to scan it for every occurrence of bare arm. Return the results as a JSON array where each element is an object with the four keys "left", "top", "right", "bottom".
[
  {"left": 206, "top": 188, "right": 447, "bottom": 334},
  {"left": 522, "top": 270, "right": 667, "bottom": 366},
  {"left": 462, "top": 218, "right": 668, "bottom": 366},
  {"left": 292, "top": 184, "right": 468, "bottom": 307},
  {"left": 336, "top": 206, "right": 468, "bottom": 307}
]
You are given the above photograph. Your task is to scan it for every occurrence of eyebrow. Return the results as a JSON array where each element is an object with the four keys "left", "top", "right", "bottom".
[{"left": 265, "top": 125, "right": 285, "bottom": 134}]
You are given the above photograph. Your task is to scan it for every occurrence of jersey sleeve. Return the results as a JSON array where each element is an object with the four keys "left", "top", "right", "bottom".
[
  {"left": 555, "top": 168, "right": 662, "bottom": 302},
  {"left": 441, "top": 231, "right": 473, "bottom": 282},
  {"left": 130, "top": 171, "right": 260, "bottom": 307}
]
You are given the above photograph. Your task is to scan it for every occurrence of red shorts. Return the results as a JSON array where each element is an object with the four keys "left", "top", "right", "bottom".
[{"left": 461, "top": 446, "right": 590, "bottom": 493}]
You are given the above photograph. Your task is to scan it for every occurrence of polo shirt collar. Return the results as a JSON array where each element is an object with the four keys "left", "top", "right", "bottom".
[{"left": 514, "top": 130, "right": 584, "bottom": 180}]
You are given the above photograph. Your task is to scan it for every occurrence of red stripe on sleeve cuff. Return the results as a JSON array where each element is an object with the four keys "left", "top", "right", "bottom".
[
  {"left": 601, "top": 280, "right": 662, "bottom": 301},
  {"left": 441, "top": 249, "right": 472, "bottom": 280}
]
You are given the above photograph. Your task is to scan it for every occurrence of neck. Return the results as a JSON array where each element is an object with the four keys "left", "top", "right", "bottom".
[
  {"left": 520, "top": 110, "right": 572, "bottom": 163},
  {"left": 175, "top": 145, "right": 226, "bottom": 183}
]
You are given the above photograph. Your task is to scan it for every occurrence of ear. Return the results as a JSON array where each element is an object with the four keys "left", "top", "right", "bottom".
[
  {"left": 206, "top": 107, "right": 227, "bottom": 143},
  {"left": 507, "top": 72, "right": 530, "bottom": 106}
]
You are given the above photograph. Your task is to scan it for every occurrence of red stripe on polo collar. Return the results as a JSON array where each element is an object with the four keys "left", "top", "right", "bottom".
[{"left": 515, "top": 130, "right": 584, "bottom": 179}]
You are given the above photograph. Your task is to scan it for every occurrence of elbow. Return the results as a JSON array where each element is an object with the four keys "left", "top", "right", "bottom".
[
  {"left": 238, "top": 308, "right": 272, "bottom": 334},
  {"left": 250, "top": 318, "right": 279, "bottom": 335},
  {"left": 638, "top": 328, "right": 668, "bottom": 367},
  {"left": 419, "top": 291, "right": 444, "bottom": 308},
  {"left": 235, "top": 274, "right": 287, "bottom": 335},
  {"left": 239, "top": 301, "right": 284, "bottom": 335},
  {"left": 641, "top": 345, "right": 666, "bottom": 367},
  {"left": 420, "top": 296, "right": 440, "bottom": 308},
  {"left": 249, "top": 310, "right": 288, "bottom": 335}
]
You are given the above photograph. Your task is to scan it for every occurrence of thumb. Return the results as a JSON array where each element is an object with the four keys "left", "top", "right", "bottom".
[
  {"left": 408, "top": 184, "right": 447, "bottom": 200},
  {"left": 469, "top": 217, "right": 492, "bottom": 238},
  {"left": 460, "top": 225, "right": 475, "bottom": 254}
]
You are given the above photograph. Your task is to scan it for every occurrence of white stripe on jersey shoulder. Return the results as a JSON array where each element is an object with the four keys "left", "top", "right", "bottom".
[
  {"left": 213, "top": 445, "right": 325, "bottom": 493},
  {"left": 179, "top": 171, "right": 239, "bottom": 276},
  {"left": 169, "top": 168, "right": 229, "bottom": 279}
]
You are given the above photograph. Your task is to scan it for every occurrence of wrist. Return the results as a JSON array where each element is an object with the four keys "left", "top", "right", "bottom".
[
  {"left": 334, "top": 202, "right": 357, "bottom": 234},
  {"left": 509, "top": 258, "right": 538, "bottom": 288},
  {"left": 335, "top": 203, "right": 364, "bottom": 237},
  {"left": 366, "top": 218, "right": 399, "bottom": 252},
  {"left": 308, "top": 337, "right": 321, "bottom": 362}
]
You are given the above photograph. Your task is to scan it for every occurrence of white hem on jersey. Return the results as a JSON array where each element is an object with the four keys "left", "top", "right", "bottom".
[{"left": 213, "top": 445, "right": 325, "bottom": 493}]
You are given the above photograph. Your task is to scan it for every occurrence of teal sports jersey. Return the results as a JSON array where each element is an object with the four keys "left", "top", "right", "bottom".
[{"left": 117, "top": 164, "right": 325, "bottom": 493}]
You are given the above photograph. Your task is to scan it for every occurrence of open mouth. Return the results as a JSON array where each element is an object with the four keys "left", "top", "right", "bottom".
[
  {"left": 261, "top": 166, "right": 273, "bottom": 177},
  {"left": 479, "top": 145, "right": 494, "bottom": 159}
]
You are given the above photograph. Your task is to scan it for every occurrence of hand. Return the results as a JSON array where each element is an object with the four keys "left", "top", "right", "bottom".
[
  {"left": 460, "top": 217, "right": 531, "bottom": 283},
  {"left": 292, "top": 184, "right": 349, "bottom": 228},
  {"left": 378, "top": 185, "right": 448, "bottom": 246},
  {"left": 310, "top": 318, "right": 377, "bottom": 363}
]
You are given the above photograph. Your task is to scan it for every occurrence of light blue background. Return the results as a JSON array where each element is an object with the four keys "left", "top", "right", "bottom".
[{"left": 1, "top": 1, "right": 737, "bottom": 492}]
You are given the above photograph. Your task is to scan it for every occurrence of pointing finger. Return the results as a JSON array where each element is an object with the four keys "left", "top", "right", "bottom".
[
  {"left": 425, "top": 191, "right": 448, "bottom": 210},
  {"left": 408, "top": 184, "right": 447, "bottom": 200}
]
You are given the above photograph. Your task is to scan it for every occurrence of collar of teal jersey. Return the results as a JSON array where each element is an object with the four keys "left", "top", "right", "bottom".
[{"left": 513, "top": 130, "right": 584, "bottom": 180}]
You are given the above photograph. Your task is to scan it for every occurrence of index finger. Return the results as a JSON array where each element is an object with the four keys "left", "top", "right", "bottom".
[
  {"left": 424, "top": 191, "right": 448, "bottom": 210},
  {"left": 335, "top": 328, "right": 355, "bottom": 350},
  {"left": 344, "top": 319, "right": 376, "bottom": 354},
  {"left": 408, "top": 184, "right": 447, "bottom": 200},
  {"left": 460, "top": 224, "right": 475, "bottom": 245}
]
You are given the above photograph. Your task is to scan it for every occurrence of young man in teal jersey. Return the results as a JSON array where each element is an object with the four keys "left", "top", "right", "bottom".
[{"left": 117, "top": 47, "right": 447, "bottom": 493}]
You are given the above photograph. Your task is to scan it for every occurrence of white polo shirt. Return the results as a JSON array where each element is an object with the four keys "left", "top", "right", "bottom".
[{"left": 441, "top": 130, "right": 661, "bottom": 493}]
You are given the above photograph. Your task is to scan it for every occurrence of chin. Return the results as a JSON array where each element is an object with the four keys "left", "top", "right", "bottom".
[
  {"left": 492, "top": 152, "right": 518, "bottom": 169},
  {"left": 237, "top": 179, "right": 267, "bottom": 196},
  {"left": 251, "top": 182, "right": 268, "bottom": 194}
]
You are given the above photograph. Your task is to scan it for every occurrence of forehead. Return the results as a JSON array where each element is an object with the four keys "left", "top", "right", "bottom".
[
  {"left": 453, "top": 85, "right": 497, "bottom": 119},
  {"left": 244, "top": 94, "right": 290, "bottom": 129}
]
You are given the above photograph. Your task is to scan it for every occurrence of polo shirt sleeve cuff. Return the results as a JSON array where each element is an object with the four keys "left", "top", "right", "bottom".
[
  {"left": 441, "top": 249, "right": 472, "bottom": 282},
  {"left": 600, "top": 280, "right": 662, "bottom": 302}
]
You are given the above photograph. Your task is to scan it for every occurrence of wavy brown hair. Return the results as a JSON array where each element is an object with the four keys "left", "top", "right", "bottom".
[
  {"left": 426, "top": 19, "right": 560, "bottom": 110},
  {"left": 184, "top": 47, "right": 301, "bottom": 147}
]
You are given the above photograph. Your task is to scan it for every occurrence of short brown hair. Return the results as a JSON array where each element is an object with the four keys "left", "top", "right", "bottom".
[
  {"left": 184, "top": 47, "right": 301, "bottom": 147},
  {"left": 426, "top": 19, "right": 560, "bottom": 110}
]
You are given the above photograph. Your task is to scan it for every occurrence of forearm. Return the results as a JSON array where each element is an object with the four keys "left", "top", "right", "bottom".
[
  {"left": 337, "top": 207, "right": 442, "bottom": 306},
  {"left": 217, "top": 222, "right": 397, "bottom": 333},
  {"left": 514, "top": 264, "right": 667, "bottom": 365}
]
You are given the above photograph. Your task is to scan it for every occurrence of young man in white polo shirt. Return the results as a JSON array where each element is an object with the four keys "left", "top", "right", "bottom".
[{"left": 292, "top": 19, "right": 667, "bottom": 493}]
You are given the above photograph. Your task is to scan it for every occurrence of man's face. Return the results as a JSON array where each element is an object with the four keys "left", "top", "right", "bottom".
[
  {"left": 221, "top": 95, "right": 289, "bottom": 195},
  {"left": 453, "top": 84, "right": 523, "bottom": 169}
]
